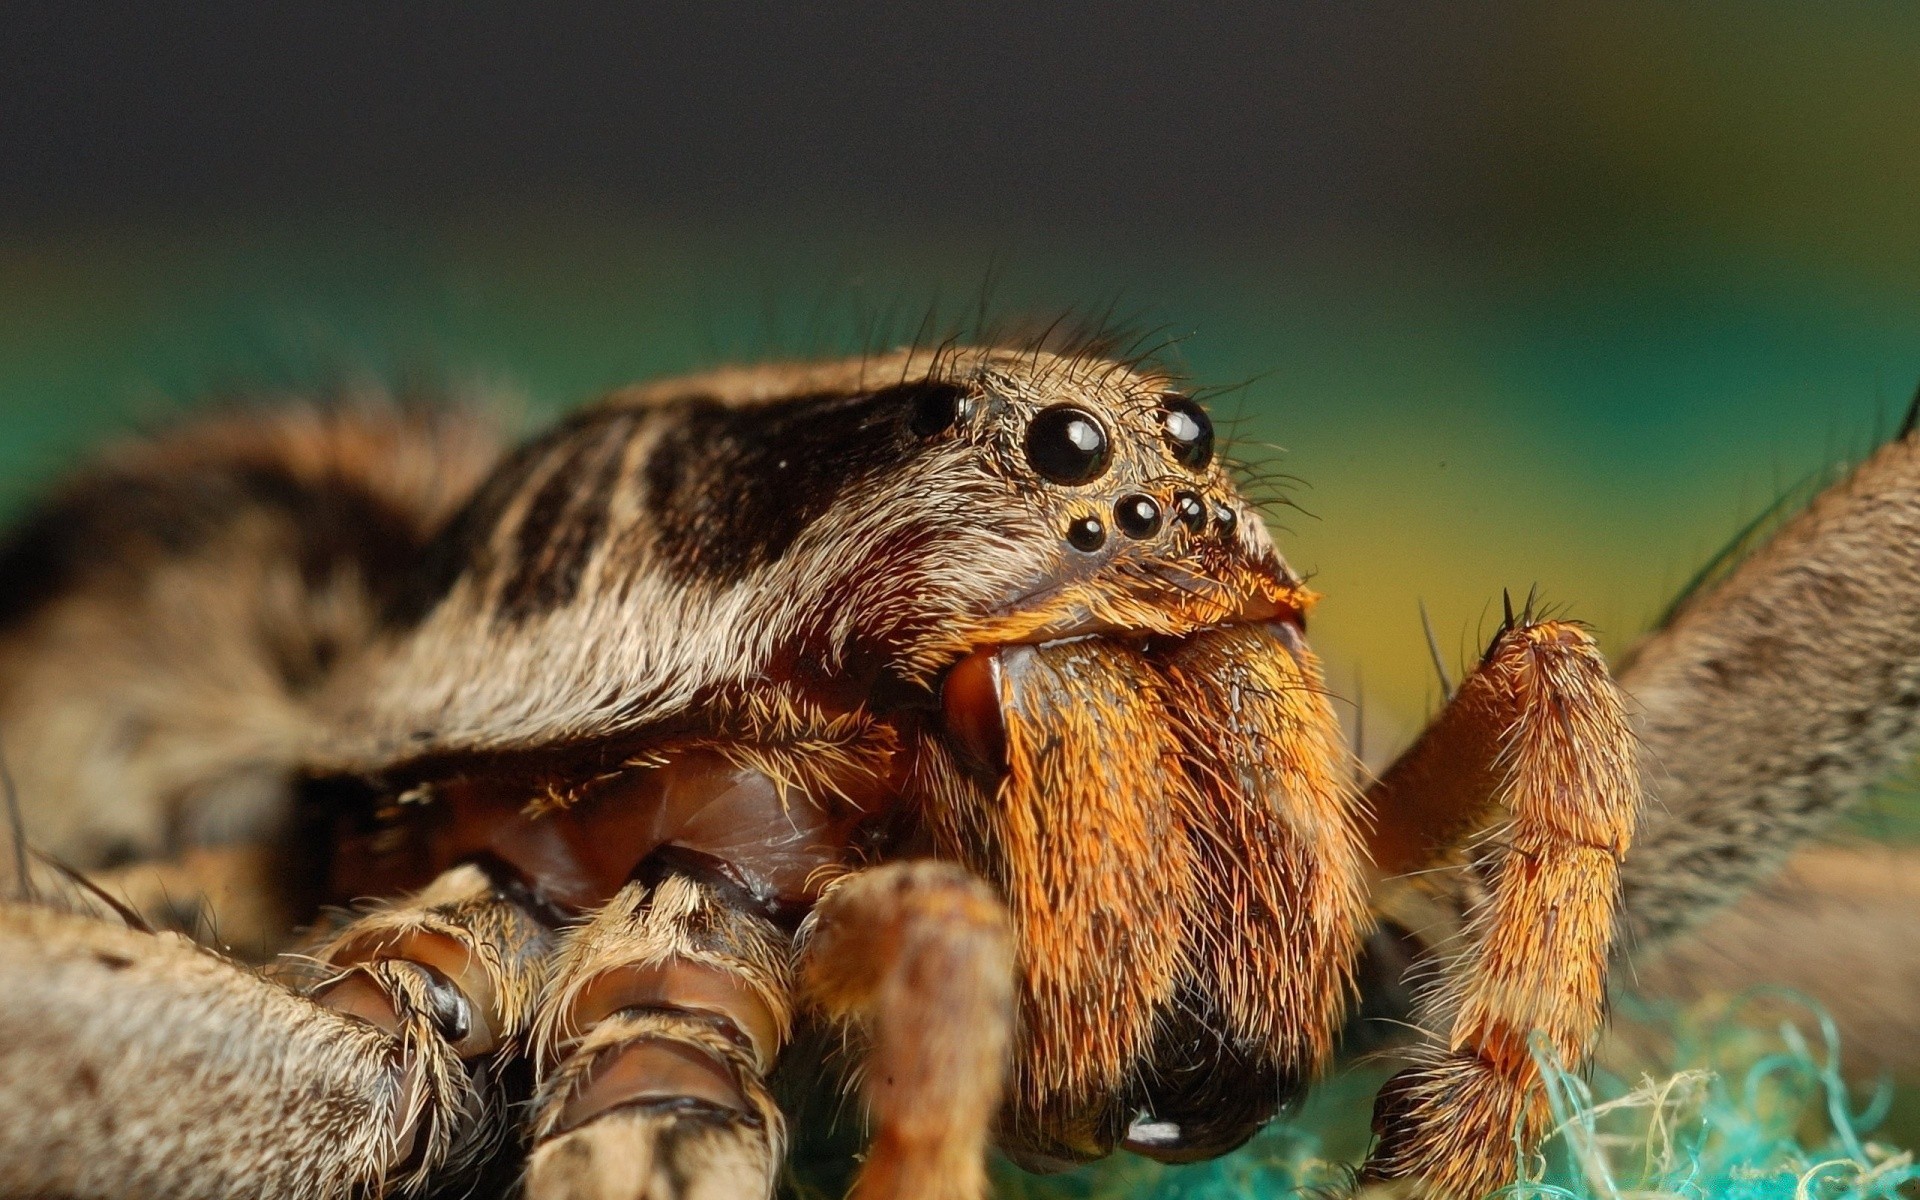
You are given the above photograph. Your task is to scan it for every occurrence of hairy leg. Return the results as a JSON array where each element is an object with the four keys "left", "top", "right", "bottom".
[
  {"left": 0, "top": 902, "right": 441, "bottom": 1199},
  {"left": 302, "top": 862, "right": 556, "bottom": 1184},
  {"left": 1620, "top": 428, "right": 1920, "bottom": 943},
  {"left": 525, "top": 873, "right": 792, "bottom": 1200},
  {"left": 0, "top": 861, "right": 550, "bottom": 1199},
  {"left": 799, "top": 860, "right": 1015, "bottom": 1200},
  {"left": 1364, "top": 618, "right": 1640, "bottom": 1199}
]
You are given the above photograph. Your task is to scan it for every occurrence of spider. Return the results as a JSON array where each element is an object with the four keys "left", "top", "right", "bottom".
[{"left": 0, "top": 342, "right": 1912, "bottom": 1200}]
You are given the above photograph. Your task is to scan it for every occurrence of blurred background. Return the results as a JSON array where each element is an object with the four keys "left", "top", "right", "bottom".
[{"left": 3, "top": 1, "right": 1918, "bottom": 796}]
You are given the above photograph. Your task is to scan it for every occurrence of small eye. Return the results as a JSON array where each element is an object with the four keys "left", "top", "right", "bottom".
[
  {"left": 1160, "top": 396, "right": 1215, "bottom": 471},
  {"left": 1115, "top": 494, "right": 1162, "bottom": 539},
  {"left": 1172, "top": 491, "right": 1207, "bottom": 532},
  {"left": 1213, "top": 502, "right": 1238, "bottom": 534},
  {"left": 1066, "top": 515, "right": 1107, "bottom": 552},
  {"left": 908, "top": 384, "right": 967, "bottom": 437},
  {"left": 1024, "top": 405, "right": 1111, "bottom": 485}
]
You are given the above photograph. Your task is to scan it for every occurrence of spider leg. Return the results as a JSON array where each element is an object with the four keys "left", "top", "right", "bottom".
[
  {"left": 1620, "top": 429, "right": 1920, "bottom": 944},
  {"left": 0, "top": 860, "right": 547, "bottom": 1199},
  {"left": 1362, "top": 619, "right": 1640, "bottom": 1200},
  {"left": 0, "top": 903, "right": 403, "bottom": 1198},
  {"left": 30, "top": 842, "right": 300, "bottom": 957},
  {"left": 1629, "top": 844, "right": 1920, "bottom": 1076},
  {"left": 798, "top": 860, "right": 1015, "bottom": 1200},
  {"left": 524, "top": 872, "right": 792, "bottom": 1200},
  {"left": 303, "top": 861, "right": 557, "bottom": 1186}
]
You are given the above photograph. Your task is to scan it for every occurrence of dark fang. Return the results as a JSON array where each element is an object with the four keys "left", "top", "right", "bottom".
[
  {"left": 942, "top": 649, "right": 1007, "bottom": 772},
  {"left": 1160, "top": 396, "right": 1215, "bottom": 471},
  {"left": 1172, "top": 491, "right": 1207, "bottom": 533},
  {"left": 1025, "top": 405, "right": 1112, "bottom": 485},
  {"left": 1067, "top": 515, "right": 1108, "bottom": 552},
  {"left": 414, "top": 962, "right": 474, "bottom": 1045},
  {"left": 1115, "top": 494, "right": 1162, "bottom": 539}
]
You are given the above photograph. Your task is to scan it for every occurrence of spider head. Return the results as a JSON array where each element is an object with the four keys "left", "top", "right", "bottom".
[{"left": 776, "top": 346, "right": 1311, "bottom": 690}]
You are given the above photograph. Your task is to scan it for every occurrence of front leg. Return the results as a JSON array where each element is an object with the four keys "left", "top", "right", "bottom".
[
  {"left": 0, "top": 904, "right": 406, "bottom": 1199},
  {"left": 525, "top": 872, "right": 794, "bottom": 1200},
  {"left": 301, "top": 862, "right": 557, "bottom": 1184},
  {"left": 1363, "top": 617, "right": 1641, "bottom": 1199},
  {"left": 799, "top": 860, "right": 1015, "bottom": 1200},
  {"left": 0, "top": 859, "right": 549, "bottom": 1200}
]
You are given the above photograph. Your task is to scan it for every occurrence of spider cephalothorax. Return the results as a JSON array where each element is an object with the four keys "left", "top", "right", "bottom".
[{"left": 0, "top": 342, "right": 1911, "bottom": 1200}]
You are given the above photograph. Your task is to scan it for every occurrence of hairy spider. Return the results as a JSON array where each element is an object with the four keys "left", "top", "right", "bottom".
[{"left": 0, "top": 342, "right": 1912, "bottom": 1200}]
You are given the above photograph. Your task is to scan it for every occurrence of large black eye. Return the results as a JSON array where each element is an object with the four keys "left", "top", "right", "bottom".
[
  {"left": 1160, "top": 396, "right": 1215, "bottom": 471},
  {"left": 1024, "top": 405, "right": 1112, "bottom": 485}
]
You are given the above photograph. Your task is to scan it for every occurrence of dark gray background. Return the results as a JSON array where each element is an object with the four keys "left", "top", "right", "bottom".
[{"left": 3, "top": 2, "right": 1528, "bottom": 237}]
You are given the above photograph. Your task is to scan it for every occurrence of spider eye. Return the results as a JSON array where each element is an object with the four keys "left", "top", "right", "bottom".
[
  {"left": 1114, "top": 494, "right": 1162, "bottom": 539},
  {"left": 1172, "top": 491, "right": 1207, "bottom": 532},
  {"left": 1024, "top": 405, "right": 1112, "bottom": 485},
  {"left": 1160, "top": 396, "right": 1215, "bottom": 471},
  {"left": 1065, "top": 514, "right": 1107, "bottom": 552},
  {"left": 908, "top": 384, "right": 967, "bottom": 438}
]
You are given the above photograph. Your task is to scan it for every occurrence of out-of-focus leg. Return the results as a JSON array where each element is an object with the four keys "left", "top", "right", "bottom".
[
  {"left": 1620, "top": 428, "right": 1920, "bottom": 944},
  {"left": 799, "top": 860, "right": 1015, "bottom": 1200},
  {"left": 1624, "top": 844, "right": 1920, "bottom": 1077},
  {"left": 15, "top": 843, "right": 300, "bottom": 960},
  {"left": 524, "top": 873, "right": 792, "bottom": 1200}
]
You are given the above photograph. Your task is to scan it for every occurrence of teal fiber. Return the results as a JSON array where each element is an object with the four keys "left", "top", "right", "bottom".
[
  {"left": 995, "top": 991, "right": 1915, "bottom": 1200},
  {"left": 1525, "top": 992, "right": 1914, "bottom": 1200}
]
